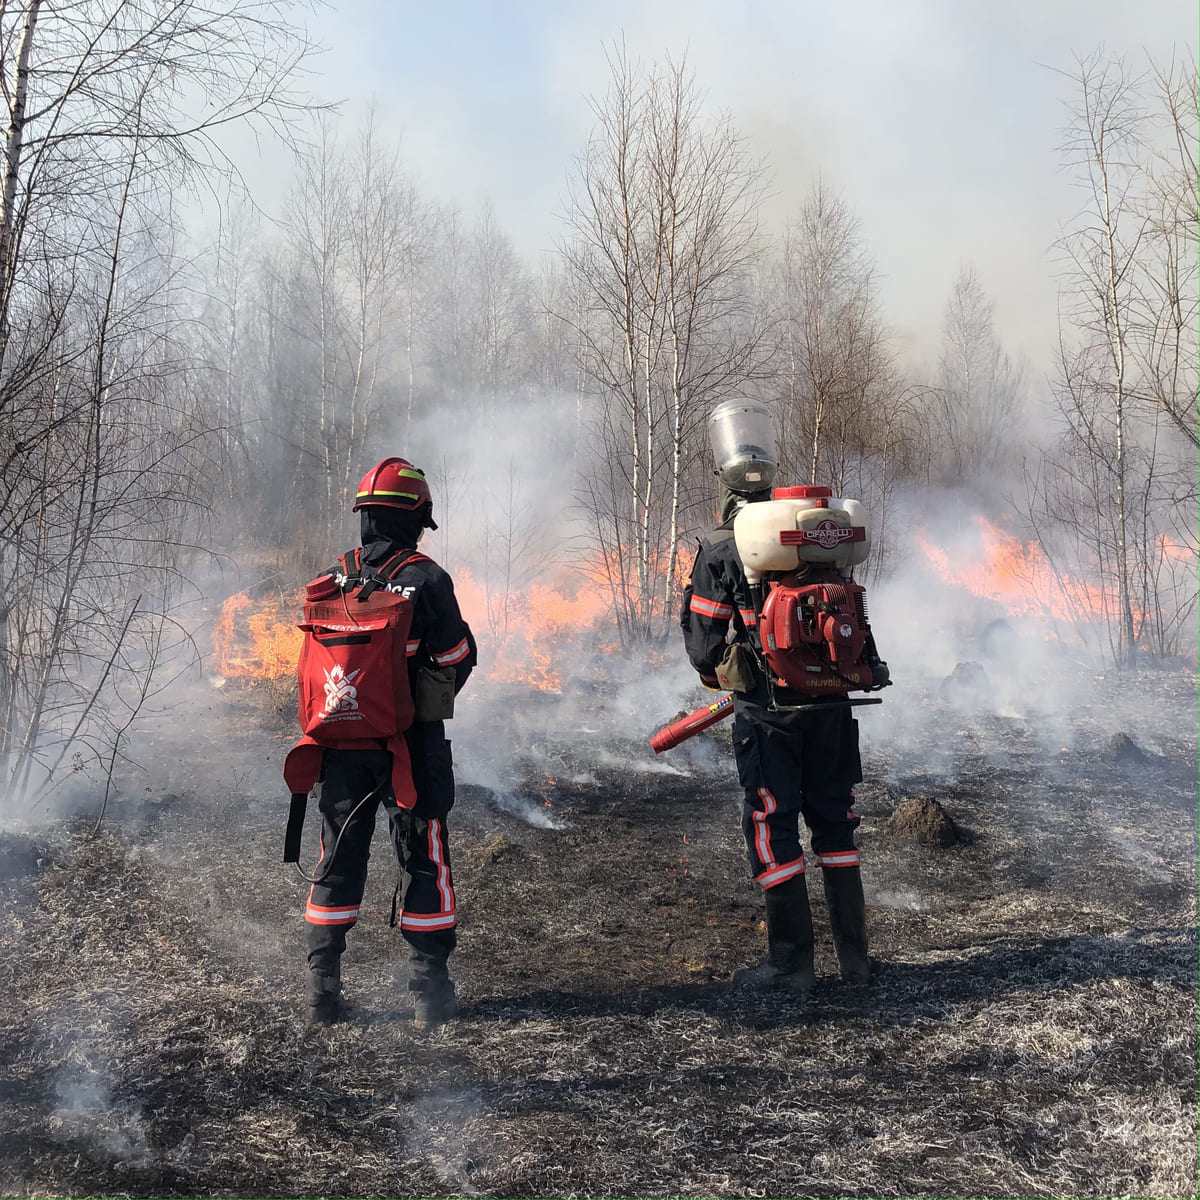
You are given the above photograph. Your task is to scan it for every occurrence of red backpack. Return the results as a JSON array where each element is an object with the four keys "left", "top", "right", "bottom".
[
  {"left": 283, "top": 548, "right": 428, "bottom": 858},
  {"left": 296, "top": 547, "right": 424, "bottom": 742}
]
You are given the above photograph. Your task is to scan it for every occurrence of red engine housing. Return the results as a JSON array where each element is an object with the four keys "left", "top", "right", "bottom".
[{"left": 758, "top": 573, "right": 874, "bottom": 694}]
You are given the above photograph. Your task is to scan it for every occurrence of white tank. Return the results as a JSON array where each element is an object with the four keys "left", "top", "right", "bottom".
[{"left": 733, "top": 487, "right": 871, "bottom": 580}]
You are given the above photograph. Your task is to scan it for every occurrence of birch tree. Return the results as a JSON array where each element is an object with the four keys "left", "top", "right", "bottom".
[
  {"left": 1031, "top": 50, "right": 1198, "bottom": 664},
  {"left": 560, "top": 46, "right": 766, "bottom": 642},
  {"left": 0, "top": 0, "right": 314, "bottom": 798}
]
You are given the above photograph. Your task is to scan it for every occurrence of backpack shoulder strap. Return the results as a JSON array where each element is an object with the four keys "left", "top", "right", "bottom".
[
  {"left": 376, "top": 548, "right": 432, "bottom": 582},
  {"left": 336, "top": 549, "right": 362, "bottom": 589}
]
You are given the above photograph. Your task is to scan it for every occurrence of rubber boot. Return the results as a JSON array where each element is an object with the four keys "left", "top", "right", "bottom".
[
  {"left": 408, "top": 952, "right": 458, "bottom": 1030},
  {"left": 305, "top": 964, "right": 345, "bottom": 1027},
  {"left": 731, "top": 873, "right": 817, "bottom": 997},
  {"left": 821, "top": 864, "right": 871, "bottom": 984}
]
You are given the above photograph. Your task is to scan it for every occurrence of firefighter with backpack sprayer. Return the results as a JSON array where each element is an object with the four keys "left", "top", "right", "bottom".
[
  {"left": 283, "top": 457, "right": 477, "bottom": 1029},
  {"left": 678, "top": 400, "right": 890, "bottom": 996}
]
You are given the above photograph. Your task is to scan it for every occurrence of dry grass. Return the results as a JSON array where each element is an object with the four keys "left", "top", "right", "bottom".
[{"left": 0, "top": 669, "right": 1195, "bottom": 1198}]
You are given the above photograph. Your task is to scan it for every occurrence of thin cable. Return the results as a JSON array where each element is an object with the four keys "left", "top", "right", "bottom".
[{"left": 293, "top": 780, "right": 386, "bottom": 885}]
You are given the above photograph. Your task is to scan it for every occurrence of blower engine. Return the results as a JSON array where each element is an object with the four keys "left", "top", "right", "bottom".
[{"left": 734, "top": 485, "right": 886, "bottom": 700}]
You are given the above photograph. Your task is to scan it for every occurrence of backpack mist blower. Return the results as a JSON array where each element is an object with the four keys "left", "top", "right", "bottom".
[{"left": 651, "top": 484, "right": 890, "bottom": 754}]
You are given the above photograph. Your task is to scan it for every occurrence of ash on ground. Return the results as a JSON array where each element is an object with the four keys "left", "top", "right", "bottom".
[{"left": 0, "top": 668, "right": 1196, "bottom": 1199}]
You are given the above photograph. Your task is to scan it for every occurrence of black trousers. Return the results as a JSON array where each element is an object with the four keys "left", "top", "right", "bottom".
[
  {"left": 305, "top": 723, "right": 457, "bottom": 972},
  {"left": 732, "top": 704, "right": 863, "bottom": 888}
]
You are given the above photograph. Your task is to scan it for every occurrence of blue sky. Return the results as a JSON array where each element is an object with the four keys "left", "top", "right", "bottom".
[{"left": 268, "top": 0, "right": 1198, "bottom": 371}]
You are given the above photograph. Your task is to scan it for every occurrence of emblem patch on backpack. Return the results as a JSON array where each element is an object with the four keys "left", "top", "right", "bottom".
[{"left": 322, "top": 664, "right": 361, "bottom": 717}]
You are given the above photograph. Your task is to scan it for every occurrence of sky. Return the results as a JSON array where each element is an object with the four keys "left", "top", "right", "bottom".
[{"left": 261, "top": 0, "right": 1197, "bottom": 374}]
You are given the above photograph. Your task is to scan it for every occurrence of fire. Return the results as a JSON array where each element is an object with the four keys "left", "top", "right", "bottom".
[
  {"left": 213, "top": 562, "right": 626, "bottom": 691},
  {"left": 452, "top": 567, "right": 618, "bottom": 691},
  {"left": 213, "top": 590, "right": 304, "bottom": 680},
  {"left": 1158, "top": 534, "right": 1194, "bottom": 563},
  {"left": 915, "top": 516, "right": 1116, "bottom": 626}
]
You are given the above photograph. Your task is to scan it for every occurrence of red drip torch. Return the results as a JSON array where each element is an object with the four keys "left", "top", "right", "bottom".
[{"left": 650, "top": 694, "right": 735, "bottom": 754}]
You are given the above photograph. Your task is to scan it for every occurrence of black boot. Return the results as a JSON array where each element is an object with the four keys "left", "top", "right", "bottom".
[
  {"left": 731, "top": 873, "right": 817, "bottom": 996},
  {"left": 305, "top": 926, "right": 349, "bottom": 1026},
  {"left": 821, "top": 864, "right": 871, "bottom": 984},
  {"left": 408, "top": 953, "right": 457, "bottom": 1030},
  {"left": 305, "top": 965, "right": 345, "bottom": 1027}
]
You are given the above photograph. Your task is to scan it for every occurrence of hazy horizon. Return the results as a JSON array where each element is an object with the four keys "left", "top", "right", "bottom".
[{"left": 220, "top": 0, "right": 1198, "bottom": 376}]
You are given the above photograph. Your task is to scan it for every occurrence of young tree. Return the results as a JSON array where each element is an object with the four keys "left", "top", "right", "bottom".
[
  {"left": 0, "top": 1, "right": 314, "bottom": 797},
  {"left": 772, "top": 179, "right": 907, "bottom": 575},
  {"left": 1129, "top": 54, "right": 1199, "bottom": 451},
  {"left": 917, "top": 264, "right": 1025, "bottom": 489},
  {"left": 560, "top": 45, "right": 767, "bottom": 642},
  {"left": 466, "top": 201, "right": 531, "bottom": 414},
  {"left": 776, "top": 180, "right": 879, "bottom": 485},
  {"left": 1032, "top": 50, "right": 1198, "bottom": 664}
]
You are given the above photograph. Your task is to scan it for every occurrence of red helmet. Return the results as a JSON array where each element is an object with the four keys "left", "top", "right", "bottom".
[{"left": 353, "top": 457, "right": 434, "bottom": 521}]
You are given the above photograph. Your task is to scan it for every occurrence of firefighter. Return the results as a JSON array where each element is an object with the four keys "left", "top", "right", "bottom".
[
  {"left": 303, "top": 457, "right": 477, "bottom": 1029},
  {"left": 680, "top": 401, "right": 886, "bottom": 995}
]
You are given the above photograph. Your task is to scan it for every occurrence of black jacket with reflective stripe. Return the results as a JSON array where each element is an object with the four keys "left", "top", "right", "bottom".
[{"left": 330, "top": 544, "right": 477, "bottom": 695}]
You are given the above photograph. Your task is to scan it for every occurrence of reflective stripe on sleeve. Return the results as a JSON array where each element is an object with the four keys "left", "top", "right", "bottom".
[
  {"left": 690, "top": 594, "right": 734, "bottom": 619},
  {"left": 738, "top": 608, "right": 758, "bottom": 627},
  {"left": 433, "top": 637, "right": 471, "bottom": 666},
  {"left": 406, "top": 639, "right": 421, "bottom": 657}
]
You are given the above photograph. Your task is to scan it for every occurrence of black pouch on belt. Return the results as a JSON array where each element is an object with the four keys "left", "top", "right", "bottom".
[{"left": 414, "top": 665, "right": 456, "bottom": 722}]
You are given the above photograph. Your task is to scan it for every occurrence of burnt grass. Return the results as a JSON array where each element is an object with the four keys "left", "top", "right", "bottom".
[{"left": 0, "top": 669, "right": 1196, "bottom": 1199}]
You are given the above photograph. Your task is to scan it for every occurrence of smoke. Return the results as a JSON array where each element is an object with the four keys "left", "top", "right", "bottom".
[
  {"left": 346, "top": 395, "right": 731, "bottom": 815},
  {"left": 872, "top": 887, "right": 931, "bottom": 914},
  {"left": 49, "top": 1050, "right": 149, "bottom": 1165},
  {"left": 489, "top": 789, "right": 567, "bottom": 830},
  {"left": 866, "top": 488, "right": 1126, "bottom": 756},
  {"left": 404, "top": 1085, "right": 490, "bottom": 1196},
  {"left": 452, "top": 652, "right": 726, "bottom": 825}
]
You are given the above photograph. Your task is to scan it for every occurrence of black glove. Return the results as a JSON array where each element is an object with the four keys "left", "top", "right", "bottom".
[
  {"left": 699, "top": 673, "right": 721, "bottom": 691},
  {"left": 869, "top": 660, "right": 891, "bottom": 689}
]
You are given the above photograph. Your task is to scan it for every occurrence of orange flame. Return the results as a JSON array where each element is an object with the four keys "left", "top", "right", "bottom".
[
  {"left": 915, "top": 517, "right": 1116, "bottom": 625},
  {"left": 453, "top": 567, "right": 618, "bottom": 691},
  {"left": 213, "top": 561, "right": 629, "bottom": 690},
  {"left": 213, "top": 590, "right": 304, "bottom": 680},
  {"left": 1158, "top": 534, "right": 1194, "bottom": 563}
]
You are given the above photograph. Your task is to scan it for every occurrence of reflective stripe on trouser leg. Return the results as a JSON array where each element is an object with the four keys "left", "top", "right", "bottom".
[
  {"left": 733, "top": 715, "right": 805, "bottom": 887},
  {"left": 741, "top": 786, "right": 804, "bottom": 888},
  {"left": 815, "top": 849, "right": 861, "bottom": 869},
  {"left": 393, "top": 813, "right": 457, "bottom": 934}
]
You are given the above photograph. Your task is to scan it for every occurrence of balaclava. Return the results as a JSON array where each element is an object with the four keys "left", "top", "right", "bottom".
[
  {"left": 360, "top": 505, "right": 428, "bottom": 566},
  {"left": 719, "top": 482, "right": 772, "bottom": 525}
]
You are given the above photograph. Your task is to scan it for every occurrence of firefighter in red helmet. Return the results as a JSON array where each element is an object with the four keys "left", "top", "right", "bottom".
[{"left": 300, "top": 457, "right": 476, "bottom": 1029}]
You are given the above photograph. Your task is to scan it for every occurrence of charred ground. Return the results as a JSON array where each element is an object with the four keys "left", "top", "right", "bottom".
[{"left": 0, "top": 668, "right": 1196, "bottom": 1199}]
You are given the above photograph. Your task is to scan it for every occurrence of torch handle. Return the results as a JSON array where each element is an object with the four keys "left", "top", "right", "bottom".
[{"left": 650, "top": 694, "right": 735, "bottom": 754}]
